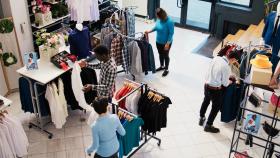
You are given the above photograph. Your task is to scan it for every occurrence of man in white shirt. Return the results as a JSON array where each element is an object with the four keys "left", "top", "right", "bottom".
[{"left": 199, "top": 52, "right": 239, "bottom": 133}]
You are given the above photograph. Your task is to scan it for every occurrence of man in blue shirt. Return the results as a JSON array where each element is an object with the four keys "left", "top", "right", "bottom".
[
  {"left": 145, "top": 8, "right": 174, "bottom": 77},
  {"left": 86, "top": 97, "right": 126, "bottom": 158}
]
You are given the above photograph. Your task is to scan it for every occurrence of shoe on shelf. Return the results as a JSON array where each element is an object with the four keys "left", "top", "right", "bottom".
[
  {"left": 204, "top": 125, "right": 220, "bottom": 133},
  {"left": 156, "top": 67, "right": 165, "bottom": 72},
  {"left": 162, "top": 70, "right": 169, "bottom": 77},
  {"left": 199, "top": 117, "right": 206, "bottom": 126}
]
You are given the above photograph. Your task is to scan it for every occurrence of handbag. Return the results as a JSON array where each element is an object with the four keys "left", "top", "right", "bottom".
[
  {"left": 262, "top": 121, "right": 280, "bottom": 138},
  {"left": 249, "top": 92, "right": 262, "bottom": 107},
  {"left": 270, "top": 93, "right": 280, "bottom": 107}
]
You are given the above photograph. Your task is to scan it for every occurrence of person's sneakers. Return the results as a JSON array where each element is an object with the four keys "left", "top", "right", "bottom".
[
  {"left": 162, "top": 70, "right": 169, "bottom": 77},
  {"left": 156, "top": 67, "right": 165, "bottom": 72},
  {"left": 199, "top": 117, "right": 206, "bottom": 126},
  {"left": 204, "top": 124, "right": 220, "bottom": 133}
]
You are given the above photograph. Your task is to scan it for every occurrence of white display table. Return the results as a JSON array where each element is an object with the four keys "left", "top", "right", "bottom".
[
  {"left": 16, "top": 46, "right": 70, "bottom": 139},
  {"left": 0, "top": 95, "right": 12, "bottom": 111}
]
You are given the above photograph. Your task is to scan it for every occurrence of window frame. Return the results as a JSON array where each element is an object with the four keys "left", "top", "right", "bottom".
[{"left": 219, "top": 0, "right": 253, "bottom": 8}]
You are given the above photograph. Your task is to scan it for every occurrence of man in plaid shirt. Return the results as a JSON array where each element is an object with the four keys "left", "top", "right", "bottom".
[{"left": 79, "top": 45, "right": 117, "bottom": 100}]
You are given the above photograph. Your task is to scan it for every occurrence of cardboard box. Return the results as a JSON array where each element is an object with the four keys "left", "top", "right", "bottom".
[{"left": 250, "top": 66, "right": 272, "bottom": 85}]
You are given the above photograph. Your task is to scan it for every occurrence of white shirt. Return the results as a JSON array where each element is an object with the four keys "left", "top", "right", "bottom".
[
  {"left": 128, "top": 41, "right": 143, "bottom": 75},
  {"left": 125, "top": 90, "right": 141, "bottom": 115},
  {"left": 45, "top": 83, "right": 67, "bottom": 129},
  {"left": 71, "top": 63, "right": 98, "bottom": 125},
  {"left": 1, "top": 115, "right": 28, "bottom": 157},
  {"left": 67, "top": 0, "right": 100, "bottom": 23},
  {"left": 205, "top": 56, "right": 231, "bottom": 87}
]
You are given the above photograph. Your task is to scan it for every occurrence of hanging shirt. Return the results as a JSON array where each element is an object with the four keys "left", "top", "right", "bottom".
[
  {"left": 86, "top": 114, "right": 126, "bottom": 157},
  {"left": 58, "top": 78, "right": 68, "bottom": 118},
  {"left": 45, "top": 83, "right": 67, "bottom": 129},
  {"left": 152, "top": 17, "right": 174, "bottom": 44},
  {"left": 0, "top": 127, "right": 14, "bottom": 158},
  {"left": 128, "top": 41, "right": 142, "bottom": 75},
  {"left": 125, "top": 90, "right": 141, "bottom": 115},
  {"left": 118, "top": 117, "right": 144, "bottom": 158},
  {"left": 2, "top": 115, "right": 29, "bottom": 157},
  {"left": 0, "top": 124, "right": 16, "bottom": 158},
  {"left": 67, "top": 0, "right": 100, "bottom": 23},
  {"left": 205, "top": 56, "right": 231, "bottom": 87},
  {"left": 71, "top": 63, "right": 98, "bottom": 125}
]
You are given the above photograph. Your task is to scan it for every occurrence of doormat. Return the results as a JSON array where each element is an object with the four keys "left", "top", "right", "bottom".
[{"left": 192, "top": 36, "right": 221, "bottom": 58}]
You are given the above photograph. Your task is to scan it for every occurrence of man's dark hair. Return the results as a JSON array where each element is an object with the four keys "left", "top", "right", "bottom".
[
  {"left": 92, "top": 97, "right": 109, "bottom": 114},
  {"left": 156, "top": 8, "right": 168, "bottom": 21},
  {"left": 228, "top": 51, "right": 239, "bottom": 61},
  {"left": 94, "top": 45, "right": 109, "bottom": 56}
]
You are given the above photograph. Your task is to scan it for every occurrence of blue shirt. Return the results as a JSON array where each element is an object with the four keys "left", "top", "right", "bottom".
[
  {"left": 86, "top": 114, "right": 126, "bottom": 157},
  {"left": 152, "top": 17, "right": 174, "bottom": 44}
]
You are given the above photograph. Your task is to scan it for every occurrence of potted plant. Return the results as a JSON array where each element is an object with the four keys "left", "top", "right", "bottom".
[{"left": 35, "top": 29, "right": 61, "bottom": 61}]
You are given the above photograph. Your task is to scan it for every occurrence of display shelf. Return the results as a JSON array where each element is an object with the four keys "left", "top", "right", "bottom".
[
  {"left": 0, "top": 95, "right": 12, "bottom": 111},
  {"left": 31, "top": 14, "right": 70, "bottom": 29}
]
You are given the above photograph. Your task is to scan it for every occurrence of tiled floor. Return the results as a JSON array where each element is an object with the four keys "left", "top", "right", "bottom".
[{"left": 5, "top": 20, "right": 271, "bottom": 158}]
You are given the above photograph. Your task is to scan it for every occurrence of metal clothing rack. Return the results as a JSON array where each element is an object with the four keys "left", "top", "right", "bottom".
[
  {"left": 22, "top": 76, "right": 54, "bottom": 139},
  {"left": 107, "top": 7, "right": 144, "bottom": 81},
  {"left": 229, "top": 82, "right": 280, "bottom": 158},
  {"left": 111, "top": 79, "right": 162, "bottom": 158}
]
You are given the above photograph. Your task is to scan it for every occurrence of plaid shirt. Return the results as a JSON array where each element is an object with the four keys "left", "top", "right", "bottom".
[
  {"left": 111, "top": 35, "right": 124, "bottom": 66},
  {"left": 87, "top": 58, "right": 117, "bottom": 98}
]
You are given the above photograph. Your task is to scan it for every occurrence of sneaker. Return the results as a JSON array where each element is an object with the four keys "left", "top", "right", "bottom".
[
  {"left": 199, "top": 117, "right": 206, "bottom": 126},
  {"left": 156, "top": 67, "right": 165, "bottom": 72},
  {"left": 162, "top": 70, "right": 169, "bottom": 77},
  {"left": 204, "top": 125, "right": 220, "bottom": 133}
]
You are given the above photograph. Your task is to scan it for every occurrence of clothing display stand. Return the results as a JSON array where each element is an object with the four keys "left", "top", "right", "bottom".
[
  {"left": 0, "top": 95, "right": 12, "bottom": 111},
  {"left": 17, "top": 59, "right": 71, "bottom": 139},
  {"left": 109, "top": 7, "right": 144, "bottom": 81},
  {"left": 111, "top": 79, "right": 162, "bottom": 158},
  {"left": 229, "top": 83, "right": 280, "bottom": 158},
  {"left": 229, "top": 43, "right": 279, "bottom": 158}
]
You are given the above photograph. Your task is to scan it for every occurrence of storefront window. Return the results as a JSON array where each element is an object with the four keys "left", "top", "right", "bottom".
[{"left": 220, "top": 0, "right": 251, "bottom": 7}]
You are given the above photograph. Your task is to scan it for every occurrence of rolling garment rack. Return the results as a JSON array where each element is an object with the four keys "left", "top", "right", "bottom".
[
  {"left": 108, "top": 6, "right": 144, "bottom": 81},
  {"left": 229, "top": 44, "right": 280, "bottom": 158},
  {"left": 111, "top": 79, "right": 162, "bottom": 158},
  {"left": 17, "top": 56, "right": 96, "bottom": 139}
]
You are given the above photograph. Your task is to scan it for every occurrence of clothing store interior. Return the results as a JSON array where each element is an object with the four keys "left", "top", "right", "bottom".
[{"left": 2, "top": 0, "right": 280, "bottom": 158}]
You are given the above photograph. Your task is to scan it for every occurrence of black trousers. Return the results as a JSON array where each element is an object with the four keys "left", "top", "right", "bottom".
[
  {"left": 156, "top": 43, "right": 171, "bottom": 70},
  {"left": 94, "top": 152, "right": 118, "bottom": 158},
  {"left": 199, "top": 85, "right": 223, "bottom": 126}
]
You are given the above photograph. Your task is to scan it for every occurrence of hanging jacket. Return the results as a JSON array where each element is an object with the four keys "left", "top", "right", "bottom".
[
  {"left": 80, "top": 67, "right": 98, "bottom": 104},
  {"left": 221, "top": 84, "right": 241, "bottom": 123},
  {"left": 19, "top": 77, "right": 50, "bottom": 116}
]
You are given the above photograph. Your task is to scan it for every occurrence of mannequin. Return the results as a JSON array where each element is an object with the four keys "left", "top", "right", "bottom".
[
  {"left": 68, "top": 24, "right": 92, "bottom": 60},
  {"left": 75, "top": 23, "right": 83, "bottom": 31},
  {"left": 262, "top": 2, "right": 280, "bottom": 71}
]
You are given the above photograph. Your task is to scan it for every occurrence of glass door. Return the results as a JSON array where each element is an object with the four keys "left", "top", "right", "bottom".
[
  {"left": 159, "top": 0, "right": 213, "bottom": 30},
  {"left": 159, "top": 0, "right": 183, "bottom": 24},
  {"left": 186, "top": 0, "right": 212, "bottom": 29}
]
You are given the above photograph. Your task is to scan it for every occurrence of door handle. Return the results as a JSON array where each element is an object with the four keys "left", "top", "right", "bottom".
[{"left": 177, "top": 0, "right": 182, "bottom": 8}]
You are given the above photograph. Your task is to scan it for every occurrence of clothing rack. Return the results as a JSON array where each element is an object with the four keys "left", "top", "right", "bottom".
[
  {"left": 107, "top": 7, "right": 144, "bottom": 81},
  {"left": 229, "top": 83, "right": 280, "bottom": 158},
  {"left": 112, "top": 79, "right": 162, "bottom": 158}
]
